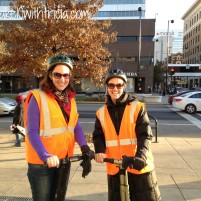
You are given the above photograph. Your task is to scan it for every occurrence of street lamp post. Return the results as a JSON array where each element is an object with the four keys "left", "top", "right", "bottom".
[
  {"left": 137, "top": 6, "right": 142, "bottom": 93},
  {"left": 155, "top": 38, "right": 164, "bottom": 62},
  {"left": 165, "top": 19, "right": 174, "bottom": 95}
]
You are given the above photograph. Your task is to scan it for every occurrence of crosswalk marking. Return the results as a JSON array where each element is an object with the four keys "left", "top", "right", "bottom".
[
  {"left": 170, "top": 107, "right": 201, "bottom": 129},
  {"left": 157, "top": 123, "right": 193, "bottom": 126}
]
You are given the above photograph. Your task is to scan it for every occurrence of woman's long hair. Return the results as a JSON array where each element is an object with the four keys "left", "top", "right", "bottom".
[{"left": 39, "top": 64, "right": 75, "bottom": 93}]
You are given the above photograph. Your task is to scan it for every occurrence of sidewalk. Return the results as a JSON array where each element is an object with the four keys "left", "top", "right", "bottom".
[
  {"left": 1, "top": 96, "right": 201, "bottom": 201},
  {"left": 1, "top": 134, "right": 201, "bottom": 201}
]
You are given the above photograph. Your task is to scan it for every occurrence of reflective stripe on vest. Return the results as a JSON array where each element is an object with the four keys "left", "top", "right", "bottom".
[
  {"left": 106, "top": 138, "right": 137, "bottom": 147},
  {"left": 68, "top": 126, "right": 74, "bottom": 133},
  {"left": 130, "top": 100, "right": 137, "bottom": 124},
  {"left": 37, "top": 90, "right": 74, "bottom": 137},
  {"left": 99, "top": 101, "right": 138, "bottom": 148}
]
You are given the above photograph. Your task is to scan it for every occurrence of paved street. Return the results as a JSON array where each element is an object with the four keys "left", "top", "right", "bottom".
[{"left": 1, "top": 96, "right": 201, "bottom": 200}]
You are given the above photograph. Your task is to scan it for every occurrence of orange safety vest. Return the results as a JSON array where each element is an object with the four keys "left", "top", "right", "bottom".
[
  {"left": 96, "top": 100, "right": 154, "bottom": 175},
  {"left": 24, "top": 89, "right": 79, "bottom": 164}
]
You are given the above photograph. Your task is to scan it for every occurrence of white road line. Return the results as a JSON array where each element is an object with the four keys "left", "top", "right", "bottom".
[
  {"left": 80, "top": 121, "right": 194, "bottom": 126},
  {"left": 155, "top": 123, "right": 193, "bottom": 126},
  {"left": 0, "top": 120, "right": 12, "bottom": 123},
  {"left": 2, "top": 120, "right": 95, "bottom": 124},
  {"left": 170, "top": 107, "right": 201, "bottom": 129},
  {"left": 80, "top": 121, "right": 193, "bottom": 126},
  {"left": 80, "top": 122, "right": 95, "bottom": 124}
]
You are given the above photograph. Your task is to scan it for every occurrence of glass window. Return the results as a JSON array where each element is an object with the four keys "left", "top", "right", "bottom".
[
  {"left": 117, "top": 36, "right": 154, "bottom": 41},
  {"left": 0, "top": 1, "right": 11, "bottom": 6},
  {"left": 190, "top": 93, "right": 201, "bottom": 98},
  {"left": 104, "top": 0, "right": 145, "bottom": 4},
  {"left": 95, "top": 10, "right": 145, "bottom": 18},
  {"left": 117, "top": 36, "right": 137, "bottom": 41}
]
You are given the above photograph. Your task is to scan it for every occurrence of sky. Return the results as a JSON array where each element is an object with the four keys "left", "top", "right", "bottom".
[{"left": 145, "top": 0, "right": 197, "bottom": 32}]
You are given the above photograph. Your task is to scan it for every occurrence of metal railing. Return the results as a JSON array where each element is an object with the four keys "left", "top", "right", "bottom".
[{"left": 148, "top": 115, "right": 158, "bottom": 143}]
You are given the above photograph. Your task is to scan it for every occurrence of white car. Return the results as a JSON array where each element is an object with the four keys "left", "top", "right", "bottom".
[
  {"left": 19, "top": 89, "right": 36, "bottom": 99},
  {"left": 0, "top": 97, "right": 17, "bottom": 115},
  {"left": 172, "top": 91, "right": 201, "bottom": 114}
]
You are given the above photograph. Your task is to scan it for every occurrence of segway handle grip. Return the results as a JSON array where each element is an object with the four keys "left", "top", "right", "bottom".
[
  {"left": 63, "top": 154, "right": 83, "bottom": 163},
  {"left": 103, "top": 158, "right": 114, "bottom": 163},
  {"left": 104, "top": 158, "right": 122, "bottom": 165}
]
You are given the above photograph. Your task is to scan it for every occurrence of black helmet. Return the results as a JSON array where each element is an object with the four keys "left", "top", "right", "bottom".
[
  {"left": 105, "top": 68, "right": 127, "bottom": 84},
  {"left": 47, "top": 55, "right": 73, "bottom": 71}
]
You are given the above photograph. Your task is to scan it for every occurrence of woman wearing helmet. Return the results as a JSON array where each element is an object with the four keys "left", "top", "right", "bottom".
[
  {"left": 24, "top": 54, "right": 94, "bottom": 201},
  {"left": 93, "top": 68, "right": 161, "bottom": 201}
]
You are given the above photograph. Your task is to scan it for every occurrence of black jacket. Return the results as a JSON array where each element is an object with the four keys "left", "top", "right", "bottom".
[
  {"left": 13, "top": 102, "right": 24, "bottom": 126},
  {"left": 92, "top": 92, "right": 153, "bottom": 160}
]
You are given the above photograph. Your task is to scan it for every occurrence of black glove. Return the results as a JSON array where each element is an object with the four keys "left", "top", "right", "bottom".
[
  {"left": 122, "top": 155, "right": 146, "bottom": 171},
  {"left": 80, "top": 145, "right": 95, "bottom": 178}
]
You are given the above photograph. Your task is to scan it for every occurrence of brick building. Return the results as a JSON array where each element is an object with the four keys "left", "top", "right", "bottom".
[{"left": 106, "top": 19, "right": 155, "bottom": 93}]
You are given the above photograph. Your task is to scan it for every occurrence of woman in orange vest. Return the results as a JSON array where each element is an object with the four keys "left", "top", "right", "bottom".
[
  {"left": 24, "top": 55, "right": 94, "bottom": 201},
  {"left": 93, "top": 69, "right": 161, "bottom": 201}
]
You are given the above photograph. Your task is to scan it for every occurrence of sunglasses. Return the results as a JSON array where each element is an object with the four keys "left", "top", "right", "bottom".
[
  {"left": 107, "top": 83, "right": 124, "bottom": 89},
  {"left": 52, "top": 72, "right": 70, "bottom": 79}
]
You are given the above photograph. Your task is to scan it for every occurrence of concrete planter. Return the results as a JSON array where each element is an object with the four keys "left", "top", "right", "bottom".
[
  {"left": 134, "top": 94, "right": 162, "bottom": 103},
  {"left": 143, "top": 95, "right": 162, "bottom": 103}
]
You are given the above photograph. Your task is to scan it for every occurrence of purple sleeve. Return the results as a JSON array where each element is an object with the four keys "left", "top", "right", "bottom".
[
  {"left": 74, "top": 121, "right": 87, "bottom": 147},
  {"left": 27, "top": 95, "right": 52, "bottom": 162}
]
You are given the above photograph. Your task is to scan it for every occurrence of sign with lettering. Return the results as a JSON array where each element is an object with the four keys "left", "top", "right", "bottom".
[
  {"left": 125, "top": 72, "right": 137, "bottom": 77},
  {"left": 156, "top": 31, "right": 174, "bottom": 36}
]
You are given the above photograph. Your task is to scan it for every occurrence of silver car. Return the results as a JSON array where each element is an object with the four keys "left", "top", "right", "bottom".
[{"left": 0, "top": 97, "right": 17, "bottom": 115}]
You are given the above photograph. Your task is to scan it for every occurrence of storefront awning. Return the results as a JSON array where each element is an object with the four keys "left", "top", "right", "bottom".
[{"left": 172, "top": 73, "right": 201, "bottom": 77}]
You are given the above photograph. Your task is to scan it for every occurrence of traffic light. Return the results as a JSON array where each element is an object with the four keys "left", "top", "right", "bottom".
[
  {"left": 170, "top": 68, "right": 175, "bottom": 75},
  {"left": 168, "top": 56, "right": 172, "bottom": 63}
]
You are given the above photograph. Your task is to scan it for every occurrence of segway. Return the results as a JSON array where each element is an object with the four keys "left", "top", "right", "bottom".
[
  {"left": 104, "top": 158, "right": 130, "bottom": 201},
  {"left": 55, "top": 153, "right": 95, "bottom": 201},
  {"left": 54, "top": 154, "right": 85, "bottom": 201}
]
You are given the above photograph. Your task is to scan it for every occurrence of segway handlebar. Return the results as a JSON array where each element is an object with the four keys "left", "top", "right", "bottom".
[
  {"left": 60, "top": 154, "right": 83, "bottom": 164},
  {"left": 44, "top": 154, "right": 84, "bottom": 167},
  {"left": 103, "top": 158, "right": 122, "bottom": 165}
]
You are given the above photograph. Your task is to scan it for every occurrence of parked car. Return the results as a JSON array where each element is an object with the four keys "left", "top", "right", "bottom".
[
  {"left": 0, "top": 97, "right": 17, "bottom": 115},
  {"left": 168, "top": 87, "right": 188, "bottom": 94},
  {"left": 172, "top": 91, "right": 201, "bottom": 114},
  {"left": 191, "top": 87, "right": 201, "bottom": 91},
  {"left": 168, "top": 90, "right": 194, "bottom": 105},
  {"left": 19, "top": 89, "right": 35, "bottom": 99}
]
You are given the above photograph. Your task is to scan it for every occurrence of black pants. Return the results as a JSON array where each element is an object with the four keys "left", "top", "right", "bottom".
[
  {"left": 28, "top": 161, "right": 71, "bottom": 201},
  {"left": 107, "top": 170, "right": 161, "bottom": 201}
]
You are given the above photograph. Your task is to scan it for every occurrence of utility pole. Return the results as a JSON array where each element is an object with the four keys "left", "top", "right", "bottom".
[{"left": 165, "top": 19, "right": 174, "bottom": 95}]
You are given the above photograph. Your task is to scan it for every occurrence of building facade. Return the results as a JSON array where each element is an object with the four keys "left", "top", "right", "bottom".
[
  {"left": 168, "top": 64, "right": 201, "bottom": 89},
  {"left": 154, "top": 0, "right": 201, "bottom": 91},
  {"left": 154, "top": 30, "right": 183, "bottom": 65},
  {"left": 94, "top": 0, "right": 145, "bottom": 20},
  {"left": 105, "top": 19, "right": 155, "bottom": 93},
  {"left": 180, "top": 0, "right": 201, "bottom": 88},
  {"left": 182, "top": 0, "right": 201, "bottom": 64}
]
